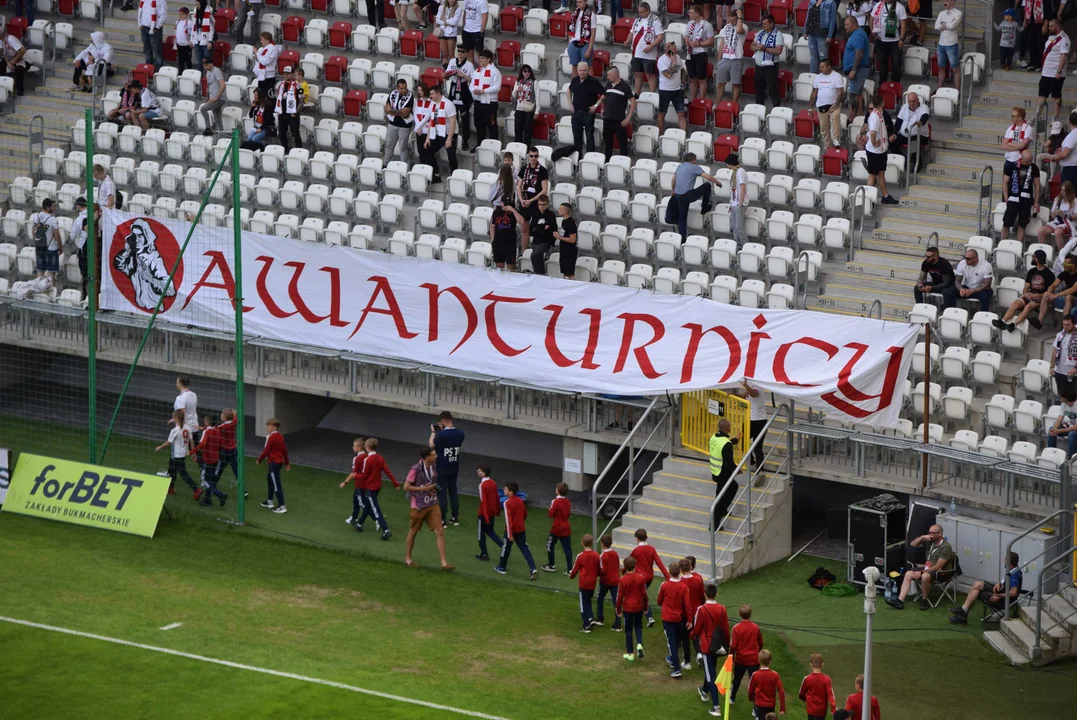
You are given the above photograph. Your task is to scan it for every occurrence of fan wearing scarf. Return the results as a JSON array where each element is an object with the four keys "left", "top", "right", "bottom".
[
  {"left": 274, "top": 66, "right": 305, "bottom": 154},
  {"left": 628, "top": 2, "right": 664, "bottom": 96},
  {"left": 750, "top": 14, "right": 784, "bottom": 108},
  {"left": 137, "top": 0, "right": 168, "bottom": 69},
  {"left": 1001, "top": 149, "right": 1042, "bottom": 244}
]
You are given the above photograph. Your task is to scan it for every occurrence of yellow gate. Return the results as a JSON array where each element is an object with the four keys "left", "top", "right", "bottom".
[{"left": 681, "top": 389, "right": 751, "bottom": 465}]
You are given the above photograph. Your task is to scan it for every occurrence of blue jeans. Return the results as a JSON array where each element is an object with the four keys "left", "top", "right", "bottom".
[
  {"left": 546, "top": 533, "right": 572, "bottom": 568},
  {"left": 596, "top": 583, "right": 620, "bottom": 626},
  {"left": 579, "top": 588, "right": 595, "bottom": 629},
  {"left": 15, "top": 0, "right": 34, "bottom": 24},
  {"left": 248, "top": 130, "right": 267, "bottom": 144},
  {"left": 194, "top": 44, "right": 210, "bottom": 70},
  {"left": 609, "top": 0, "right": 623, "bottom": 21},
  {"left": 358, "top": 488, "right": 388, "bottom": 530},
  {"left": 497, "top": 530, "right": 537, "bottom": 572},
  {"left": 1047, "top": 431, "right": 1077, "bottom": 457},
  {"left": 477, "top": 517, "right": 503, "bottom": 556},
  {"left": 141, "top": 26, "right": 164, "bottom": 68},
  {"left": 962, "top": 288, "right": 993, "bottom": 312},
  {"left": 937, "top": 43, "right": 959, "bottom": 71},
  {"left": 807, "top": 34, "right": 828, "bottom": 73},
  {"left": 645, "top": 579, "right": 655, "bottom": 620},
  {"left": 567, "top": 42, "right": 589, "bottom": 70},
  {"left": 663, "top": 620, "right": 682, "bottom": 670}
]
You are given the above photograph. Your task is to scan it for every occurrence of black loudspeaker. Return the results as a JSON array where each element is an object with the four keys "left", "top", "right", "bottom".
[{"left": 847, "top": 494, "right": 907, "bottom": 586}]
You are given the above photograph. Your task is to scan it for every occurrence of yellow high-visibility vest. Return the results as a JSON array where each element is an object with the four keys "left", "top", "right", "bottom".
[{"left": 709, "top": 434, "right": 731, "bottom": 476}]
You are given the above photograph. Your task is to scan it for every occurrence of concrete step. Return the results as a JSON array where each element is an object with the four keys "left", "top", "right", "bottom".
[
  {"left": 967, "top": 103, "right": 1037, "bottom": 121},
  {"left": 862, "top": 236, "right": 965, "bottom": 257},
  {"left": 916, "top": 174, "right": 982, "bottom": 193},
  {"left": 917, "top": 161, "right": 993, "bottom": 183},
  {"left": 611, "top": 527, "right": 736, "bottom": 576},
  {"left": 817, "top": 282, "right": 911, "bottom": 304},
  {"left": 618, "top": 511, "right": 745, "bottom": 549},
  {"left": 949, "top": 126, "right": 1015, "bottom": 145},
  {"left": 1043, "top": 590, "right": 1077, "bottom": 631},
  {"left": 641, "top": 484, "right": 770, "bottom": 519},
  {"left": 1017, "top": 604, "right": 1074, "bottom": 651},
  {"left": 880, "top": 206, "right": 983, "bottom": 231},
  {"left": 843, "top": 260, "right": 921, "bottom": 283},
  {"left": 812, "top": 292, "right": 912, "bottom": 319},
  {"left": 928, "top": 150, "right": 1005, "bottom": 172},
  {"left": 1000, "top": 617, "right": 1058, "bottom": 659},
  {"left": 899, "top": 192, "right": 982, "bottom": 216},
  {"left": 874, "top": 220, "right": 972, "bottom": 246},
  {"left": 827, "top": 271, "right": 915, "bottom": 294},
  {"left": 984, "top": 629, "right": 1032, "bottom": 665}
]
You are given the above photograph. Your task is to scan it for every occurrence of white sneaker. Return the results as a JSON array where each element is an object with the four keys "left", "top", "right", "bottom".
[
  {"left": 273, "top": 505, "right": 288, "bottom": 514},
  {"left": 345, "top": 516, "right": 353, "bottom": 524},
  {"left": 681, "top": 661, "right": 693, "bottom": 670},
  {"left": 708, "top": 708, "right": 722, "bottom": 717},
  {"left": 260, "top": 500, "right": 274, "bottom": 509}
]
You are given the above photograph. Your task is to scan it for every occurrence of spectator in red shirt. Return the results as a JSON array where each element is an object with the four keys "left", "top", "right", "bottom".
[
  {"left": 215, "top": 407, "right": 239, "bottom": 484},
  {"left": 255, "top": 418, "right": 290, "bottom": 514},
  {"left": 594, "top": 534, "right": 621, "bottom": 630},
  {"left": 680, "top": 557, "right": 706, "bottom": 666},
  {"left": 629, "top": 528, "right": 670, "bottom": 627},
  {"left": 799, "top": 653, "right": 837, "bottom": 720},
  {"left": 356, "top": 438, "right": 399, "bottom": 541},
  {"left": 656, "top": 564, "right": 692, "bottom": 678},
  {"left": 475, "top": 465, "right": 503, "bottom": 561},
  {"left": 338, "top": 437, "right": 367, "bottom": 528},
  {"left": 192, "top": 416, "right": 227, "bottom": 507},
  {"left": 844, "top": 674, "right": 881, "bottom": 720},
  {"left": 616, "top": 556, "right": 648, "bottom": 662},
  {"left": 543, "top": 482, "right": 573, "bottom": 573},
  {"left": 570, "top": 533, "right": 602, "bottom": 632},
  {"left": 495, "top": 483, "right": 538, "bottom": 580},
  {"left": 748, "top": 649, "right": 785, "bottom": 719},
  {"left": 691, "top": 582, "right": 731, "bottom": 717},
  {"left": 730, "top": 604, "right": 764, "bottom": 704}
]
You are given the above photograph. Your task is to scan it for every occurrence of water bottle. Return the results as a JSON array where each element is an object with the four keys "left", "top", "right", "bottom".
[
  {"left": 949, "top": 497, "right": 957, "bottom": 516},
  {"left": 884, "top": 581, "right": 892, "bottom": 601}
]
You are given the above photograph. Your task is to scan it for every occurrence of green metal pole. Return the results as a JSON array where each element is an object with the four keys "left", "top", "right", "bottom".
[
  {"left": 232, "top": 129, "right": 246, "bottom": 525},
  {"left": 85, "top": 108, "right": 97, "bottom": 463}
]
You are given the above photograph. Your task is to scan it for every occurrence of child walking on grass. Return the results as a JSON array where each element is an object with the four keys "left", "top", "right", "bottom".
[
  {"left": 799, "top": 652, "right": 837, "bottom": 720},
  {"left": 192, "top": 415, "right": 227, "bottom": 507},
  {"left": 748, "top": 649, "right": 785, "bottom": 720},
  {"left": 542, "top": 482, "right": 573, "bottom": 573},
  {"left": 495, "top": 483, "right": 538, "bottom": 580},
  {"left": 356, "top": 438, "right": 399, "bottom": 540},
  {"left": 255, "top": 417, "right": 290, "bottom": 514},
  {"left": 629, "top": 528, "right": 670, "bottom": 628},
  {"left": 339, "top": 437, "right": 366, "bottom": 528},
  {"left": 615, "top": 556, "right": 648, "bottom": 662},
  {"left": 594, "top": 534, "right": 621, "bottom": 630},
  {"left": 476, "top": 465, "right": 503, "bottom": 560},
  {"left": 156, "top": 409, "right": 198, "bottom": 497}
]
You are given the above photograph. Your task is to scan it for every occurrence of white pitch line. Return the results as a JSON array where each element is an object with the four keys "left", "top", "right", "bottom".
[
  {"left": 159, "top": 622, "right": 183, "bottom": 631},
  {"left": 1, "top": 615, "right": 511, "bottom": 720}
]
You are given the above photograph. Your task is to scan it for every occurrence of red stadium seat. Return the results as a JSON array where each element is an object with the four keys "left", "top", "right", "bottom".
[
  {"left": 421, "top": 66, "right": 445, "bottom": 89},
  {"left": 822, "top": 147, "right": 848, "bottom": 177},
  {"left": 278, "top": 49, "right": 300, "bottom": 74},
  {"left": 879, "top": 81, "right": 902, "bottom": 110},
  {"left": 5, "top": 16, "right": 27, "bottom": 39},
  {"left": 344, "top": 89, "right": 368, "bottom": 117},
  {"left": 548, "top": 11, "right": 570, "bottom": 38},
  {"left": 666, "top": 0, "right": 685, "bottom": 14},
  {"left": 214, "top": 8, "right": 235, "bottom": 34},
  {"left": 742, "top": 0, "right": 764, "bottom": 22},
  {"left": 499, "top": 6, "right": 524, "bottom": 33},
  {"left": 769, "top": 0, "right": 792, "bottom": 25},
  {"left": 324, "top": 55, "right": 348, "bottom": 83},
  {"left": 794, "top": 0, "right": 808, "bottom": 27},
  {"left": 533, "top": 112, "right": 556, "bottom": 141},
  {"left": 688, "top": 98, "right": 712, "bottom": 127},
  {"left": 400, "top": 29, "right": 423, "bottom": 57},
  {"left": 163, "top": 35, "right": 178, "bottom": 63},
  {"left": 828, "top": 38, "right": 845, "bottom": 67},
  {"left": 132, "top": 63, "right": 156, "bottom": 89},
  {"left": 778, "top": 69, "right": 793, "bottom": 98},
  {"left": 498, "top": 75, "right": 517, "bottom": 103},
  {"left": 57, "top": 0, "right": 77, "bottom": 15},
  {"left": 613, "top": 17, "right": 633, "bottom": 44},
  {"left": 329, "top": 21, "right": 352, "bottom": 48},
  {"left": 311, "top": 0, "right": 329, "bottom": 10},
  {"left": 1050, "top": 171, "right": 1062, "bottom": 200},
  {"left": 496, "top": 40, "right": 520, "bottom": 69},
  {"left": 713, "top": 134, "right": 739, "bottom": 163},
  {"left": 424, "top": 33, "right": 442, "bottom": 60},
  {"left": 742, "top": 66, "right": 755, "bottom": 94},
  {"left": 282, "top": 16, "right": 306, "bottom": 43},
  {"left": 265, "top": 0, "right": 281, "bottom": 5},
  {"left": 591, "top": 49, "right": 609, "bottom": 76},
  {"left": 714, "top": 101, "right": 739, "bottom": 131},
  {"left": 383, "top": 0, "right": 396, "bottom": 20},
  {"left": 795, "top": 109, "right": 817, "bottom": 139},
  {"left": 743, "top": 31, "right": 755, "bottom": 57}
]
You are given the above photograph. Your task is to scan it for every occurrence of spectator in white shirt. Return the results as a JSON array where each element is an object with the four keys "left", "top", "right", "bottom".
[
  {"left": 72, "top": 31, "right": 114, "bottom": 92},
  {"left": 1038, "top": 18, "right": 1070, "bottom": 122},
  {"left": 93, "top": 164, "right": 117, "bottom": 210},
  {"left": 655, "top": 42, "right": 686, "bottom": 133},
  {"left": 437, "top": 0, "right": 465, "bottom": 60},
  {"left": 684, "top": 6, "right": 713, "bottom": 102},
  {"left": 26, "top": 198, "right": 61, "bottom": 296},
  {"left": 128, "top": 81, "right": 163, "bottom": 129},
  {"left": 137, "top": 0, "right": 168, "bottom": 70},
  {"left": 461, "top": 0, "right": 489, "bottom": 66},
  {"left": 955, "top": 248, "right": 994, "bottom": 311},
  {"left": 627, "top": 2, "right": 664, "bottom": 96},
  {"left": 1001, "top": 107, "right": 1032, "bottom": 204},
  {"left": 934, "top": 0, "right": 962, "bottom": 93},
  {"left": 172, "top": 377, "right": 202, "bottom": 445},
  {"left": 0, "top": 27, "right": 29, "bottom": 96},
  {"left": 714, "top": 10, "right": 745, "bottom": 105},
  {"left": 1045, "top": 111, "right": 1077, "bottom": 189},
  {"left": 863, "top": 93, "right": 899, "bottom": 204},
  {"left": 809, "top": 58, "right": 845, "bottom": 148},
  {"left": 870, "top": 0, "right": 905, "bottom": 83},
  {"left": 891, "top": 91, "right": 930, "bottom": 171},
  {"left": 751, "top": 14, "right": 784, "bottom": 107}
]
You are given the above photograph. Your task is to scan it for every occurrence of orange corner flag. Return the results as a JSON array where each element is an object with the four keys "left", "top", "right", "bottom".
[{"left": 716, "top": 654, "right": 734, "bottom": 716}]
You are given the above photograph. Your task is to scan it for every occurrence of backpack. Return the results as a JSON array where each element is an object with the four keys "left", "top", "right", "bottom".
[
  {"left": 706, "top": 606, "right": 729, "bottom": 653},
  {"left": 115, "top": 189, "right": 124, "bottom": 210},
  {"left": 808, "top": 566, "right": 837, "bottom": 590},
  {"left": 32, "top": 216, "right": 50, "bottom": 250}
]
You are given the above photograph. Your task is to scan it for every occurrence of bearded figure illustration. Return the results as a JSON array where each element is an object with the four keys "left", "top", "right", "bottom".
[{"left": 113, "top": 219, "right": 176, "bottom": 311}]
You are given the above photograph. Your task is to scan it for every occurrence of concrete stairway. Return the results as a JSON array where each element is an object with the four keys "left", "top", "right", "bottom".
[
  {"left": 611, "top": 455, "right": 792, "bottom": 582},
  {"left": 985, "top": 585, "right": 1077, "bottom": 665}
]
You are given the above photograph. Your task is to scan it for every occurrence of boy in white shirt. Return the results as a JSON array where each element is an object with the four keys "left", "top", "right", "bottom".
[
  {"left": 17, "top": 198, "right": 62, "bottom": 300},
  {"left": 157, "top": 408, "right": 199, "bottom": 497}
]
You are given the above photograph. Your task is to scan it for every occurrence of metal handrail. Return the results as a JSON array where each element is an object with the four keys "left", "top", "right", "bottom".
[
  {"left": 959, "top": 54, "right": 976, "bottom": 122},
  {"left": 904, "top": 122, "right": 923, "bottom": 190},
  {"left": 28, "top": 116, "right": 44, "bottom": 177},
  {"left": 91, "top": 58, "right": 109, "bottom": 121},
  {"left": 924, "top": 230, "right": 939, "bottom": 247},
  {"left": 594, "top": 402, "right": 676, "bottom": 541},
  {"left": 1034, "top": 544, "right": 1077, "bottom": 658},
  {"left": 708, "top": 403, "right": 794, "bottom": 581},
  {"left": 977, "top": 165, "right": 994, "bottom": 235},
  {"left": 968, "top": 0, "right": 994, "bottom": 77},
  {"left": 1033, "top": 101, "right": 1049, "bottom": 163},
  {"left": 1004, "top": 508, "right": 1068, "bottom": 617},
  {"left": 849, "top": 185, "right": 868, "bottom": 262},
  {"left": 867, "top": 299, "right": 882, "bottom": 319},
  {"left": 590, "top": 396, "right": 662, "bottom": 539},
  {"left": 793, "top": 250, "right": 811, "bottom": 308},
  {"left": 41, "top": 21, "right": 56, "bottom": 80}
]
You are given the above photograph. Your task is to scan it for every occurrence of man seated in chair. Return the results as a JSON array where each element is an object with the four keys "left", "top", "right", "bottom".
[
  {"left": 885, "top": 524, "right": 955, "bottom": 611},
  {"left": 948, "top": 551, "right": 1022, "bottom": 625}
]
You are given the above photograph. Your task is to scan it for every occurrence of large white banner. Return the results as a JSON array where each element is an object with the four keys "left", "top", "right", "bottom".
[{"left": 100, "top": 211, "right": 918, "bottom": 426}]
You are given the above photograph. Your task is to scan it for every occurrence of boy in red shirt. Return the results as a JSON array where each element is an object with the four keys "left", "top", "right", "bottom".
[
  {"left": 844, "top": 674, "right": 881, "bottom": 720},
  {"left": 570, "top": 533, "right": 602, "bottom": 632},
  {"left": 656, "top": 564, "right": 692, "bottom": 678},
  {"left": 338, "top": 437, "right": 366, "bottom": 528},
  {"left": 799, "top": 653, "right": 837, "bottom": 720},
  {"left": 593, "top": 534, "right": 621, "bottom": 631},
  {"left": 357, "top": 438, "right": 399, "bottom": 541},
  {"left": 215, "top": 408, "right": 239, "bottom": 485},
  {"left": 730, "top": 604, "right": 764, "bottom": 705},
  {"left": 748, "top": 649, "right": 785, "bottom": 719},
  {"left": 629, "top": 528, "right": 670, "bottom": 627},
  {"left": 193, "top": 416, "right": 227, "bottom": 507},
  {"left": 692, "top": 582, "right": 730, "bottom": 717},
  {"left": 475, "top": 465, "right": 503, "bottom": 561},
  {"left": 256, "top": 417, "right": 290, "bottom": 514},
  {"left": 495, "top": 482, "right": 537, "bottom": 580},
  {"left": 680, "top": 557, "right": 706, "bottom": 667},
  {"left": 542, "top": 482, "right": 573, "bottom": 574},
  {"left": 615, "top": 556, "right": 648, "bottom": 661}
]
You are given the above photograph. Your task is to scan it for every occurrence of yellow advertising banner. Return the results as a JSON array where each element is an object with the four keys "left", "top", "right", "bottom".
[{"left": 1, "top": 454, "right": 168, "bottom": 538}]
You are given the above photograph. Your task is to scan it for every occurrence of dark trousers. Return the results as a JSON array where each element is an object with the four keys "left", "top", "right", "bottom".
[
  {"left": 437, "top": 471, "right": 459, "bottom": 522},
  {"left": 478, "top": 516, "right": 503, "bottom": 556},
  {"left": 456, "top": 104, "right": 472, "bottom": 147},
  {"left": 755, "top": 64, "right": 780, "bottom": 106},
  {"left": 807, "top": 715, "right": 828, "bottom": 720},
  {"left": 579, "top": 588, "right": 595, "bottom": 629},
  {"left": 753, "top": 705, "right": 776, "bottom": 720},
  {"left": 1055, "top": 372, "right": 1076, "bottom": 397},
  {"left": 546, "top": 533, "right": 572, "bottom": 568},
  {"left": 531, "top": 241, "right": 552, "bottom": 275},
  {"left": 571, "top": 109, "right": 596, "bottom": 155},
  {"left": 77, "top": 246, "right": 88, "bottom": 297},
  {"left": 875, "top": 38, "right": 902, "bottom": 82},
  {"left": 701, "top": 652, "right": 721, "bottom": 707},
  {"left": 216, "top": 447, "right": 239, "bottom": 483},
  {"left": 365, "top": 0, "right": 385, "bottom": 27},
  {"left": 713, "top": 474, "right": 739, "bottom": 529},
  {"left": 234, "top": 2, "right": 263, "bottom": 44},
  {"left": 602, "top": 120, "right": 628, "bottom": 160},
  {"left": 0, "top": 63, "right": 27, "bottom": 96},
  {"left": 169, "top": 456, "right": 197, "bottom": 491},
  {"left": 645, "top": 579, "right": 655, "bottom": 620},
  {"left": 279, "top": 113, "right": 301, "bottom": 153},
  {"left": 498, "top": 530, "right": 537, "bottom": 572},
  {"left": 351, "top": 487, "right": 366, "bottom": 520},
  {"left": 474, "top": 102, "right": 498, "bottom": 144},
  {"left": 623, "top": 610, "right": 643, "bottom": 652},
  {"left": 359, "top": 488, "right": 388, "bottom": 530},
  {"left": 177, "top": 45, "right": 193, "bottom": 73},
  {"left": 962, "top": 288, "right": 993, "bottom": 312},
  {"left": 140, "top": 26, "right": 164, "bottom": 69},
  {"left": 266, "top": 461, "right": 284, "bottom": 506},
  {"left": 1027, "top": 22, "right": 1044, "bottom": 69},
  {"left": 679, "top": 621, "right": 692, "bottom": 664},
  {"left": 1001, "top": 46, "right": 1014, "bottom": 67},
  {"left": 514, "top": 109, "right": 535, "bottom": 148},
  {"left": 596, "top": 583, "right": 620, "bottom": 626},
  {"left": 73, "top": 59, "right": 111, "bottom": 86},
  {"left": 749, "top": 418, "right": 767, "bottom": 468},
  {"left": 674, "top": 184, "right": 712, "bottom": 239},
  {"left": 914, "top": 285, "right": 957, "bottom": 308},
  {"left": 199, "top": 463, "right": 226, "bottom": 504},
  {"left": 731, "top": 662, "right": 760, "bottom": 701},
  {"left": 419, "top": 135, "right": 442, "bottom": 182},
  {"left": 662, "top": 620, "right": 682, "bottom": 670}
]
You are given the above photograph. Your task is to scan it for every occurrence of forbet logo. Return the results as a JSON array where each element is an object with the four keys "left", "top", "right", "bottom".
[{"left": 27, "top": 464, "right": 144, "bottom": 512}]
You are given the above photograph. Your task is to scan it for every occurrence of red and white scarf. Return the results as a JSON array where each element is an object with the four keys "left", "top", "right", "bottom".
[
  {"left": 139, "top": 0, "right": 158, "bottom": 26},
  {"left": 431, "top": 99, "right": 452, "bottom": 135},
  {"left": 274, "top": 80, "right": 302, "bottom": 114},
  {"left": 413, "top": 98, "right": 433, "bottom": 134},
  {"left": 1025, "top": 0, "right": 1044, "bottom": 24},
  {"left": 470, "top": 66, "right": 496, "bottom": 97},
  {"left": 197, "top": 5, "right": 215, "bottom": 45},
  {"left": 570, "top": 8, "right": 592, "bottom": 45}
]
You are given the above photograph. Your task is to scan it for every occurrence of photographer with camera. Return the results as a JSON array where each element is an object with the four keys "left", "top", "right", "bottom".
[{"left": 428, "top": 411, "right": 465, "bottom": 527}]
